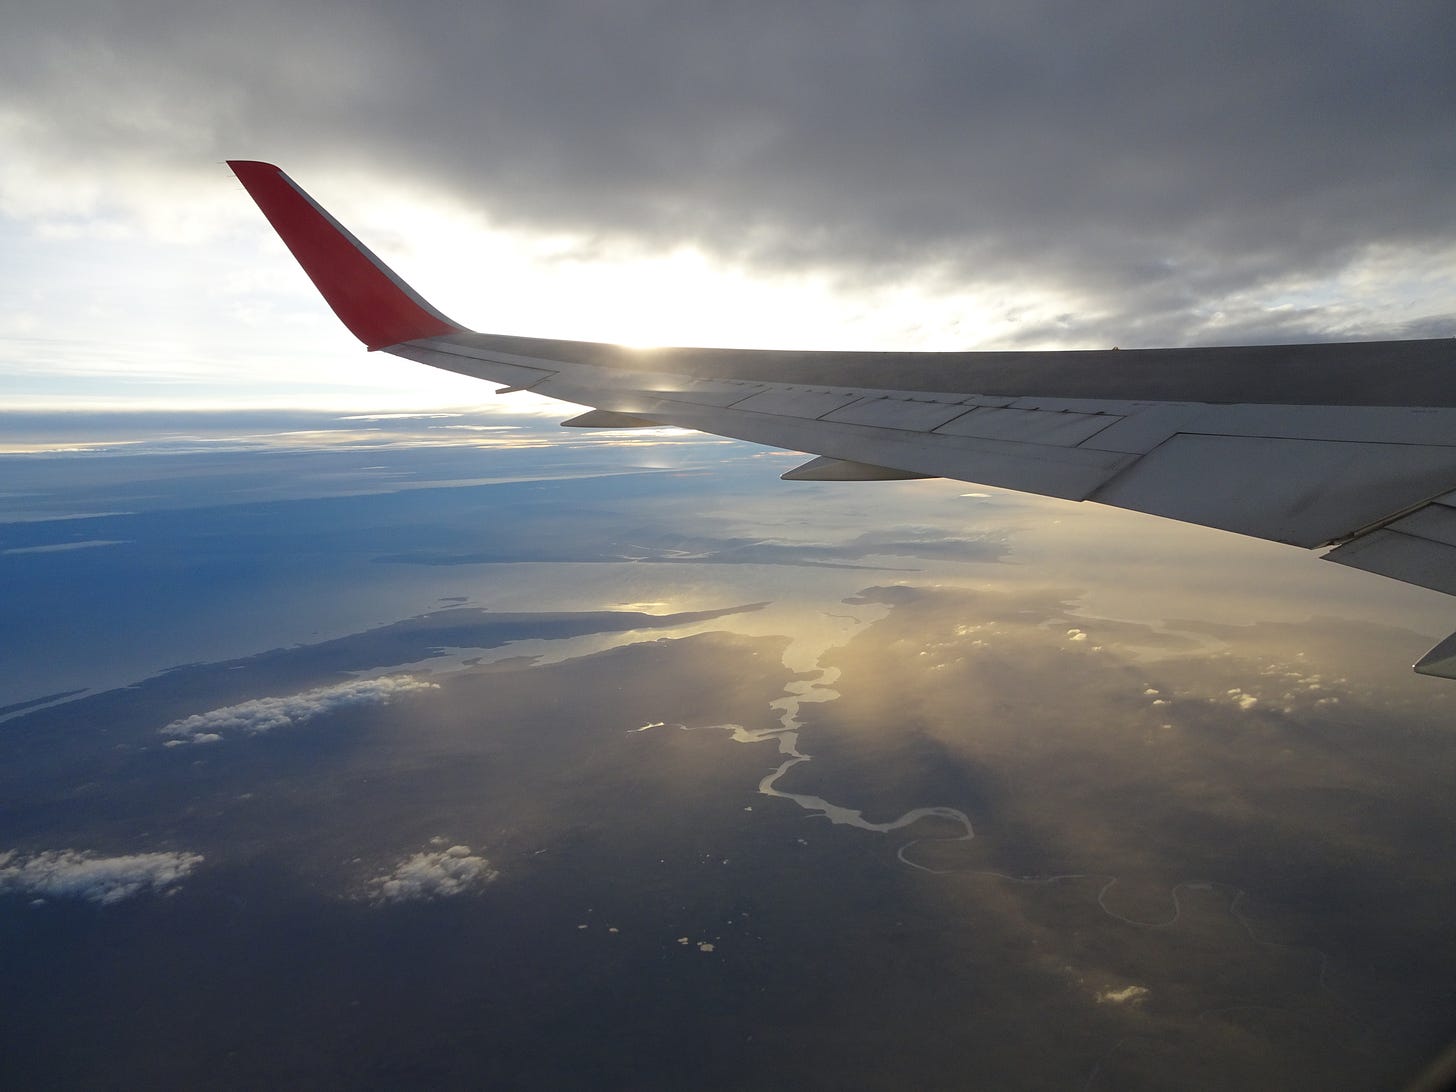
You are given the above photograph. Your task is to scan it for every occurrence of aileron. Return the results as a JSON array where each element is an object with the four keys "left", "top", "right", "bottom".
[{"left": 1327, "top": 528, "right": 1456, "bottom": 599}]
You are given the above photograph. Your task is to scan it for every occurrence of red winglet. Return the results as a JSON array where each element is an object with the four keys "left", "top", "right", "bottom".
[{"left": 228, "top": 161, "right": 465, "bottom": 350}]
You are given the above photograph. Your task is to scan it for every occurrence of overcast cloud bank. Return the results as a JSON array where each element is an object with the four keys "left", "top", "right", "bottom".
[{"left": 3, "top": 0, "right": 1452, "bottom": 355}]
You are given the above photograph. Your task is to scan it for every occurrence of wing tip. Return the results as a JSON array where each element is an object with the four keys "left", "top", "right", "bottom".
[
  {"left": 226, "top": 160, "right": 286, "bottom": 185},
  {"left": 229, "top": 161, "right": 465, "bottom": 349}
]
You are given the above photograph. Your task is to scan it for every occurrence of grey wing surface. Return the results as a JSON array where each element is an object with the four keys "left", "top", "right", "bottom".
[{"left": 228, "top": 160, "right": 1456, "bottom": 677}]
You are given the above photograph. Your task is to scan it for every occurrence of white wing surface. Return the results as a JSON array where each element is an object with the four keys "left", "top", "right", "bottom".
[{"left": 229, "top": 161, "right": 1456, "bottom": 677}]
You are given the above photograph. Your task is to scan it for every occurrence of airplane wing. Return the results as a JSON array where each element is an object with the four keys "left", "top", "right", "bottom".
[{"left": 228, "top": 160, "right": 1456, "bottom": 677}]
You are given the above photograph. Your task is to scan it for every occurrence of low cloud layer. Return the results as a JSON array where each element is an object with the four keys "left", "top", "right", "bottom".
[
  {"left": 0, "top": 848, "right": 203, "bottom": 904},
  {"left": 364, "top": 844, "right": 498, "bottom": 904},
  {"left": 161, "top": 675, "right": 437, "bottom": 744}
]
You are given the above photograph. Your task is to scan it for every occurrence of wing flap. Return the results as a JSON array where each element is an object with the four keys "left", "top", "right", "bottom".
[
  {"left": 1090, "top": 434, "right": 1456, "bottom": 548},
  {"left": 1326, "top": 528, "right": 1456, "bottom": 597},
  {"left": 1326, "top": 494, "right": 1456, "bottom": 597},
  {"left": 1386, "top": 497, "right": 1456, "bottom": 547}
]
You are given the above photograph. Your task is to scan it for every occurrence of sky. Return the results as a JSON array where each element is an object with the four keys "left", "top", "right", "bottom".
[{"left": 2, "top": 0, "right": 1454, "bottom": 410}]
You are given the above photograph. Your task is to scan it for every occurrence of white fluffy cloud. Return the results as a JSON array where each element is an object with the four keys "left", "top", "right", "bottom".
[
  {"left": 161, "top": 675, "right": 438, "bottom": 744},
  {"left": 1226, "top": 688, "right": 1259, "bottom": 712},
  {"left": 0, "top": 848, "right": 203, "bottom": 904},
  {"left": 365, "top": 844, "right": 498, "bottom": 904}
]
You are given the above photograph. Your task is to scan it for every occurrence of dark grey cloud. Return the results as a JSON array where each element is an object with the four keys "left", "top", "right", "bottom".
[{"left": 4, "top": 0, "right": 1453, "bottom": 345}]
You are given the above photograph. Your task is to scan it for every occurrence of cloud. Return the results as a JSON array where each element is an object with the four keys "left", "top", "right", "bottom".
[
  {"left": 3, "top": 1, "right": 1452, "bottom": 348},
  {"left": 2, "top": 539, "right": 129, "bottom": 555},
  {"left": 0, "top": 848, "right": 203, "bottom": 904},
  {"left": 161, "top": 675, "right": 437, "bottom": 744},
  {"left": 1226, "top": 687, "right": 1259, "bottom": 711},
  {"left": 364, "top": 844, "right": 498, "bottom": 904},
  {"left": 1096, "top": 985, "right": 1149, "bottom": 1006}
]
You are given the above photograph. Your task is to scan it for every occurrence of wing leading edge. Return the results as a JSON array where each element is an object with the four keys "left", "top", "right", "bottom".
[{"left": 228, "top": 161, "right": 1456, "bottom": 677}]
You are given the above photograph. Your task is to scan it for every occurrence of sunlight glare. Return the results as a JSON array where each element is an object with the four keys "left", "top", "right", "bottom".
[{"left": 350, "top": 194, "right": 1085, "bottom": 353}]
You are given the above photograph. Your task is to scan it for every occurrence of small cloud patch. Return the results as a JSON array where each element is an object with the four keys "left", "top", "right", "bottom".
[
  {"left": 3, "top": 539, "right": 130, "bottom": 555},
  {"left": 365, "top": 844, "right": 498, "bottom": 904},
  {"left": 161, "top": 676, "right": 438, "bottom": 744},
  {"left": 1096, "top": 985, "right": 1149, "bottom": 1005},
  {"left": 1226, "top": 688, "right": 1259, "bottom": 711},
  {"left": 0, "top": 848, "right": 203, "bottom": 905}
]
